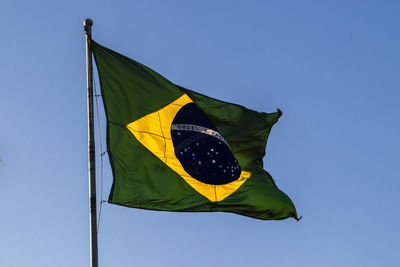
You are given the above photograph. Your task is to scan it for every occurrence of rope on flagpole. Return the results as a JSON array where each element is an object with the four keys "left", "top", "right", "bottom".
[{"left": 93, "top": 71, "right": 106, "bottom": 232}]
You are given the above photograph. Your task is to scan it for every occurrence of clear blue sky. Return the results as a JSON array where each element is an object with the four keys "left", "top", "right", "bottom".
[{"left": 1, "top": 1, "right": 399, "bottom": 266}]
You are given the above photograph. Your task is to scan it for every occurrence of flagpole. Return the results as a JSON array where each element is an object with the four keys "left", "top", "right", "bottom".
[{"left": 84, "top": 18, "right": 99, "bottom": 267}]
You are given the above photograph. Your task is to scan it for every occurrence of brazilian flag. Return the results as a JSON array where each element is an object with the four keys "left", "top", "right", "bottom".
[{"left": 91, "top": 40, "right": 298, "bottom": 221}]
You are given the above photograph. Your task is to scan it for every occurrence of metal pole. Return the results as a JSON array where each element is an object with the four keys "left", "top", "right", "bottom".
[{"left": 84, "top": 18, "right": 99, "bottom": 267}]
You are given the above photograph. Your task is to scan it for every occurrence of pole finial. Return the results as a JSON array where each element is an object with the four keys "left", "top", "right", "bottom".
[
  {"left": 84, "top": 18, "right": 93, "bottom": 27},
  {"left": 84, "top": 18, "right": 93, "bottom": 36}
]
